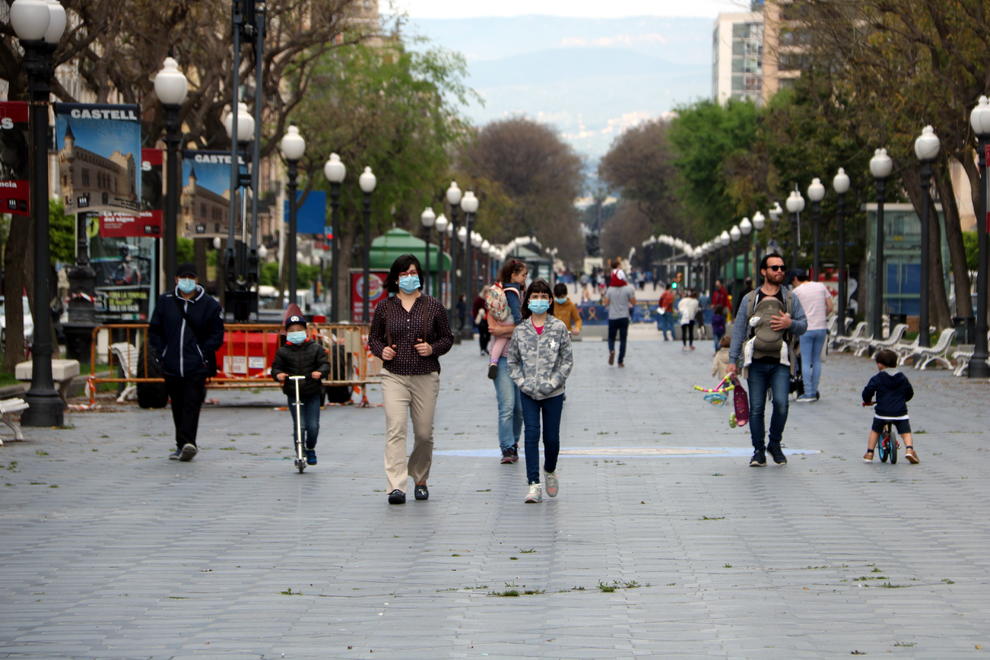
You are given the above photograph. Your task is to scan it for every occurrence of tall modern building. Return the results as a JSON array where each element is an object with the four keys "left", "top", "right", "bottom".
[
  {"left": 761, "top": 0, "right": 806, "bottom": 103},
  {"left": 712, "top": 11, "right": 764, "bottom": 105}
]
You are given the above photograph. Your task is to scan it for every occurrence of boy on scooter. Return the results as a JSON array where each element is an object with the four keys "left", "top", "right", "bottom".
[{"left": 271, "top": 315, "right": 330, "bottom": 465}]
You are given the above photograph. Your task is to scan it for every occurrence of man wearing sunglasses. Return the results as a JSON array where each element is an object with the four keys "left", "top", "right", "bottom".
[{"left": 727, "top": 254, "right": 808, "bottom": 467}]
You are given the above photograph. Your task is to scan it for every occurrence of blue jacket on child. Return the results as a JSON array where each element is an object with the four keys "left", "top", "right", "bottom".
[{"left": 862, "top": 369, "right": 913, "bottom": 418}]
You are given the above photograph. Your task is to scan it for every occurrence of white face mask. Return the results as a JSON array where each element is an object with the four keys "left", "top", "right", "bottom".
[{"left": 177, "top": 278, "right": 197, "bottom": 294}]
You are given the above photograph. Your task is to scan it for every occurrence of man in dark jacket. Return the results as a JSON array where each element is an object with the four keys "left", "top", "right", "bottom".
[
  {"left": 271, "top": 315, "right": 330, "bottom": 465},
  {"left": 148, "top": 263, "right": 225, "bottom": 461}
]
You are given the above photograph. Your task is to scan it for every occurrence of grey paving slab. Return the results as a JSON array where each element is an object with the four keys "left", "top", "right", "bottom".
[{"left": 0, "top": 339, "right": 988, "bottom": 658}]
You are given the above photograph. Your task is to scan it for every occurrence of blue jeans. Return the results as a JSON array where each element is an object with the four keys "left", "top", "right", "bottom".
[
  {"left": 608, "top": 318, "right": 629, "bottom": 363},
  {"left": 713, "top": 331, "right": 725, "bottom": 352},
  {"left": 746, "top": 361, "right": 790, "bottom": 451},
  {"left": 657, "top": 313, "right": 675, "bottom": 337},
  {"left": 520, "top": 392, "right": 564, "bottom": 484},
  {"left": 799, "top": 329, "right": 827, "bottom": 397},
  {"left": 288, "top": 392, "right": 322, "bottom": 449},
  {"left": 493, "top": 356, "right": 522, "bottom": 451}
]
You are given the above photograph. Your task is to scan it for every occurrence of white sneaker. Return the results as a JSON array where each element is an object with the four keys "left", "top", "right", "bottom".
[
  {"left": 545, "top": 471, "right": 558, "bottom": 497},
  {"left": 525, "top": 483, "right": 543, "bottom": 503}
]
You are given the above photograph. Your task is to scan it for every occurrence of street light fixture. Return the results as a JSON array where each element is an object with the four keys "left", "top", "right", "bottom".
[
  {"left": 446, "top": 182, "right": 463, "bottom": 340},
  {"left": 154, "top": 56, "right": 188, "bottom": 287},
  {"left": 460, "top": 191, "right": 479, "bottom": 337},
  {"left": 807, "top": 177, "right": 826, "bottom": 279},
  {"left": 739, "top": 216, "right": 753, "bottom": 281},
  {"left": 359, "top": 166, "right": 377, "bottom": 322},
  {"left": 13, "top": 0, "right": 66, "bottom": 427},
  {"left": 323, "top": 153, "right": 346, "bottom": 322},
  {"left": 832, "top": 167, "right": 851, "bottom": 336},
  {"left": 785, "top": 189, "right": 805, "bottom": 269},
  {"left": 434, "top": 213, "right": 449, "bottom": 305},
  {"left": 869, "top": 147, "right": 894, "bottom": 340},
  {"left": 914, "top": 126, "right": 940, "bottom": 348},
  {"left": 730, "top": 225, "right": 742, "bottom": 286},
  {"left": 751, "top": 211, "right": 765, "bottom": 276},
  {"left": 222, "top": 101, "right": 255, "bottom": 320},
  {"left": 279, "top": 125, "right": 306, "bottom": 305},
  {"left": 968, "top": 97, "right": 990, "bottom": 377},
  {"left": 420, "top": 206, "right": 436, "bottom": 296}
]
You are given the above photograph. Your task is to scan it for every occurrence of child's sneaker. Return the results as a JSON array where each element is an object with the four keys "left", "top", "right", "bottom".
[
  {"left": 905, "top": 447, "right": 919, "bottom": 464},
  {"left": 306, "top": 449, "right": 317, "bottom": 465},
  {"left": 544, "top": 471, "right": 558, "bottom": 497},
  {"left": 524, "top": 483, "right": 543, "bottom": 503},
  {"left": 863, "top": 449, "right": 874, "bottom": 462},
  {"left": 487, "top": 363, "right": 498, "bottom": 380}
]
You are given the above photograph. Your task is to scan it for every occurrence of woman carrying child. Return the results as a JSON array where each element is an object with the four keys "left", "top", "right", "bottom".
[
  {"left": 369, "top": 255, "right": 454, "bottom": 504},
  {"left": 488, "top": 259, "right": 527, "bottom": 464},
  {"left": 507, "top": 279, "right": 574, "bottom": 503}
]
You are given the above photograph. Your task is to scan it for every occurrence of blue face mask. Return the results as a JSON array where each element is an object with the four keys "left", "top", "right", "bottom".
[
  {"left": 398, "top": 274, "right": 420, "bottom": 293},
  {"left": 528, "top": 299, "right": 550, "bottom": 315},
  {"left": 177, "top": 278, "right": 197, "bottom": 294},
  {"left": 554, "top": 297, "right": 567, "bottom": 305},
  {"left": 286, "top": 330, "right": 307, "bottom": 345}
]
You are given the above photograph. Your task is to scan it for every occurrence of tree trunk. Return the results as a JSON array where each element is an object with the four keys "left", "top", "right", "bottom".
[
  {"left": 336, "top": 232, "right": 356, "bottom": 321},
  {"left": 903, "top": 163, "right": 952, "bottom": 331},
  {"left": 3, "top": 218, "right": 29, "bottom": 372},
  {"left": 937, "top": 159, "right": 973, "bottom": 319}
]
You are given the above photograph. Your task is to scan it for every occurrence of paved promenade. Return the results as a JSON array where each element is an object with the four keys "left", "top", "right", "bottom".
[{"left": 1, "top": 334, "right": 988, "bottom": 658}]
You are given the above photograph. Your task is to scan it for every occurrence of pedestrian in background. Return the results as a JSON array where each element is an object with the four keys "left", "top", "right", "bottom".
[
  {"left": 473, "top": 287, "right": 490, "bottom": 356},
  {"left": 368, "top": 254, "right": 453, "bottom": 505},
  {"left": 711, "top": 305, "right": 727, "bottom": 352},
  {"left": 507, "top": 279, "right": 574, "bottom": 503},
  {"left": 678, "top": 289, "right": 699, "bottom": 351},
  {"left": 657, "top": 286, "right": 677, "bottom": 341},
  {"left": 603, "top": 260, "right": 636, "bottom": 367},
  {"left": 148, "top": 263, "right": 225, "bottom": 462},
  {"left": 551, "top": 282, "right": 582, "bottom": 338},
  {"left": 790, "top": 269, "right": 833, "bottom": 402}
]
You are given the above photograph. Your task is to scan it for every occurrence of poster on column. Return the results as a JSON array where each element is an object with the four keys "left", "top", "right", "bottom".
[
  {"left": 53, "top": 103, "right": 142, "bottom": 214},
  {"left": 96, "top": 149, "right": 164, "bottom": 238},
  {"left": 0, "top": 101, "right": 30, "bottom": 215},
  {"left": 350, "top": 271, "right": 388, "bottom": 322},
  {"left": 181, "top": 150, "right": 243, "bottom": 239}
]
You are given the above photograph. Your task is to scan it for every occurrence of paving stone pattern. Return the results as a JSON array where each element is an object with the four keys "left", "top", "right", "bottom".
[{"left": 1, "top": 336, "right": 988, "bottom": 659}]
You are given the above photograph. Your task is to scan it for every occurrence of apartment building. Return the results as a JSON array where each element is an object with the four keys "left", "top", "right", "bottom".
[{"left": 712, "top": 11, "right": 764, "bottom": 106}]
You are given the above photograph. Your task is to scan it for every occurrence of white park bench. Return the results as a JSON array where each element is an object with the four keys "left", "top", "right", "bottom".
[
  {"left": 109, "top": 342, "right": 140, "bottom": 403},
  {"left": 15, "top": 359, "right": 81, "bottom": 403},
  {"left": 0, "top": 397, "right": 28, "bottom": 445},
  {"left": 900, "top": 327, "right": 956, "bottom": 370},
  {"left": 833, "top": 322, "right": 867, "bottom": 353},
  {"left": 856, "top": 323, "right": 908, "bottom": 357}
]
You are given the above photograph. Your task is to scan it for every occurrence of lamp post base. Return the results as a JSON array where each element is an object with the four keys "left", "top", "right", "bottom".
[
  {"left": 967, "top": 354, "right": 990, "bottom": 378},
  {"left": 21, "top": 389, "right": 65, "bottom": 428}
]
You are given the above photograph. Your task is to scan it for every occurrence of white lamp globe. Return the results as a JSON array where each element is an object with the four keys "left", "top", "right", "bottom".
[
  {"left": 740, "top": 216, "right": 753, "bottom": 235},
  {"left": 213, "top": 236, "right": 222, "bottom": 249},
  {"left": 223, "top": 102, "right": 254, "bottom": 143},
  {"left": 471, "top": 232, "right": 482, "bottom": 247},
  {"left": 833, "top": 168, "right": 850, "bottom": 194},
  {"left": 869, "top": 148, "right": 893, "bottom": 179},
  {"left": 752, "top": 211, "right": 765, "bottom": 230},
  {"left": 446, "top": 181, "right": 462, "bottom": 206},
  {"left": 481, "top": 239, "right": 491, "bottom": 252},
  {"left": 434, "top": 213, "right": 448, "bottom": 234},
  {"left": 359, "top": 166, "right": 377, "bottom": 193},
  {"left": 807, "top": 177, "right": 826, "bottom": 202},
  {"left": 279, "top": 125, "right": 306, "bottom": 162},
  {"left": 730, "top": 225, "right": 741, "bottom": 242},
  {"left": 457, "top": 226, "right": 468, "bottom": 242},
  {"left": 970, "top": 96, "right": 990, "bottom": 137},
  {"left": 786, "top": 190, "right": 805, "bottom": 213},
  {"left": 769, "top": 202, "right": 783, "bottom": 221},
  {"left": 461, "top": 191, "right": 479, "bottom": 213},
  {"left": 154, "top": 57, "right": 188, "bottom": 106},
  {"left": 257, "top": 245, "right": 268, "bottom": 259},
  {"left": 914, "top": 125, "right": 941, "bottom": 162},
  {"left": 720, "top": 230, "right": 730, "bottom": 246},
  {"left": 324, "top": 153, "right": 346, "bottom": 183},
  {"left": 420, "top": 206, "right": 436, "bottom": 228},
  {"left": 10, "top": 0, "right": 51, "bottom": 41},
  {"left": 44, "top": 0, "right": 65, "bottom": 43}
]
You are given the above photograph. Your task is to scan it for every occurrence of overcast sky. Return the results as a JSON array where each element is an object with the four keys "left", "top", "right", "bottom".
[{"left": 384, "top": 0, "right": 750, "bottom": 19}]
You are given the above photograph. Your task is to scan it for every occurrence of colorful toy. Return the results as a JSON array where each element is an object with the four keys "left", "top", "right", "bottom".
[
  {"left": 693, "top": 375, "right": 735, "bottom": 406},
  {"left": 694, "top": 375, "right": 749, "bottom": 429}
]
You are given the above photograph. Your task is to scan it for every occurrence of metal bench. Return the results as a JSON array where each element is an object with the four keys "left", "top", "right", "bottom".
[
  {"left": 0, "top": 397, "right": 29, "bottom": 445},
  {"left": 902, "top": 328, "right": 956, "bottom": 370},
  {"left": 833, "top": 322, "right": 867, "bottom": 353},
  {"left": 856, "top": 323, "right": 907, "bottom": 357}
]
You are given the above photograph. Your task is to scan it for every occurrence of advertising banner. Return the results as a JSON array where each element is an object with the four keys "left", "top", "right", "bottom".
[
  {"left": 84, "top": 212, "right": 155, "bottom": 322},
  {"left": 54, "top": 103, "right": 142, "bottom": 214},
  {"left": 181, "top": 150, "right": 243, "bottom": 238},
  {"left": 0, "top": 101, "right": 30, "bottom": 215},
  {"left": 282, "top": 190, "right": 327, "bottom": 234},
  {"left": 351, "top": 271, "right": 388, "bottom": 322},
  {"left": 95, "top": 148, "right": 165, "bottom": 239}
]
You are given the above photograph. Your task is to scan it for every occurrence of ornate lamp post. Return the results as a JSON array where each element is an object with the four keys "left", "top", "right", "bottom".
[
  {"left": 751, "top": 211, "right": 765, "bottom": 275},
  {"left": 460, "top": 191, "right": 479, "bottom": 338},
  {"left": 729, "top": 224, "right": 742, "bottom": 286},
  {"left": 323, "top": 153, "right": 346, "bottom": 321},
  {"left": 719, "top": 230, "right": 730, "bottom": 286},
  {"left": 832, "top": 168, "right": 851, "bottom": 335},
  {"left": 807, "top": 177, "right": 826, "bottom": 279},
  {"left": 279, "top": 125, "right": 306, "bottom": 305},
  {"left": 446, "top": 182, "right": 462, "bottom": 342},
  {"left": 434, "top": 213, "right": 449, "bottom": 304},
  {"left": 914, "top": 126, "right": 940, "bottom": 348},
  {"left": 968, "top": 97, "right": 990, "bottom": 377},
  {"left": 481, "top": 240, "right": 491, "bottom": 283},
  {"left": 785, "top": 189, "right": 805, "bottom": 268},
  {"left": 869, "top": 147, "right": 894, "bottom": 340},
  {"left": 13, "top": 0, "right": 66, "bottom": 427},
  {"left": 359, "top": 166, "right": 377, "bottom": 322},
  {"left": 154, "top": 56, "right": 188, "bottom": 287},
  {"left": 420, "top": 206, "right": 436, "bottom": 295},
  {"left": 222, "top": 101, "right": 255, "bottom": 319},
  {"left": 739, "top": 216, "right": 753, "bottom": 281}
]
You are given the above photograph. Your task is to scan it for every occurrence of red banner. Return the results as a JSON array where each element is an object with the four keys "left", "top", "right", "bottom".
[
  {"left": 0, "top": 101, "right": 31, "bottom": 216},
  {"left": 99, "top": 210, "right": 163, "bottom": 238},
  {"left": 351, "top": 271, "right": 388, "bottom": 322}
]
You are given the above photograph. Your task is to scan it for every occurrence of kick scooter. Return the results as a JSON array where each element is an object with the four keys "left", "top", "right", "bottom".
[{"left": 289, "top": 375, "right": 307, "bottom": 473}]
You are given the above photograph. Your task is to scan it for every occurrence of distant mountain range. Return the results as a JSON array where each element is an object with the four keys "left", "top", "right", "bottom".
[{"left": 407, "top": 16, "right": 714, "bottom": 165}]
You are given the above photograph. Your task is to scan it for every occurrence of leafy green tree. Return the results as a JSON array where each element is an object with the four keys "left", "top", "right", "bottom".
[{"left": 49, "top": 200, "right": 74, "bottom": 265}]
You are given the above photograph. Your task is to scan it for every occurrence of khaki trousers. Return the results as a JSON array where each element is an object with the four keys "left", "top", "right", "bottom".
[{"left": 381, "top": 370, "right": 440, "bottom": 493}]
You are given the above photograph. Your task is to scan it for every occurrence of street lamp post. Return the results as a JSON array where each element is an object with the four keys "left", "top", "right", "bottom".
[
  {"left": 435, "top": 214, "right": 449, "bottom": 304},
  {"left": 420, "top": 206, "right": 436, "bottom": 295},
  {"left": 446, "top": 182, "right": 462, "bottom": 342},
  {"left": 785, "top": 189, "right": 805, "bottom": 269},
  {"left": 13, "top": 0, "right": 66, "bottom": 427},
  {"left": 751, "top": 211, "right": 765, "bottom": 276},
  {"left": 154, "top": 56, "right": 188, "bottom": 289},
  {"left": 460, "top": 191, "right": 479, "bottom": 338},
  {"left": 222, "top": 102, "right": 255, "bottom": 320},
  {"left": 323, "top": 153, "right": 346, "bottom": 322},
  {"left": 279, "top": 125, "right": 306, "bottom": 305},
  {"left": 359, "top": 166, "right": 377, "bottom": 322},
  {"left": 719, "top": 230, "right": 730, "bottom": 287},
  {"left": 869, "top": 148, "right": 894, "bottom": 340},
  {"left": 729, "top": 225, "right": 741, "bottom": 286},
  {"left": 968, "top": 97, "right": 990, "bottom": 378},
  {"left": 481, "top": 240, "right": 491, "bottom": 283},
  {"left": 832, "top": 168, "right": 851, "bottom": 336},
  {"left": 914, "top": 126, "right": 940, "bottom": 348},
  {"left": 807, "top": 177, "right": 826, "bottom": 279},
  {"left": 739, "top": 217, "right": 753, "bottom": 281}
]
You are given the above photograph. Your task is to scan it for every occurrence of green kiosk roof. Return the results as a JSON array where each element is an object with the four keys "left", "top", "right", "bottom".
[{"left": 369, "top": 228, "right": 452, "bottom": 272}]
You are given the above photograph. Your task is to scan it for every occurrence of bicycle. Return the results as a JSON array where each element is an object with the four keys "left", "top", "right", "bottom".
[
  {"left": 289, "top": 375, "right": 307, "bottom": 473},
  {"left": 863, "top": 401, "right": 897, "bottom": 464}
]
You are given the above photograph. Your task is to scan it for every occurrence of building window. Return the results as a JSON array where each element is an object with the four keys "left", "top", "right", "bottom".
[{"left": 81, "top": 168, "right": 90, "bottom": 187}]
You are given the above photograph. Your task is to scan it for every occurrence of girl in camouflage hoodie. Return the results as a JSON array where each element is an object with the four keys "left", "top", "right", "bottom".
[{"left": 507, "top": 280, "right": 574, "bottom": 503}]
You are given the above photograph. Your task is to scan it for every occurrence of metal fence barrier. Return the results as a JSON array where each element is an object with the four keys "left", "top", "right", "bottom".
[{"left": 85, "top": 323, "right": 381, "bottom": 407}]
